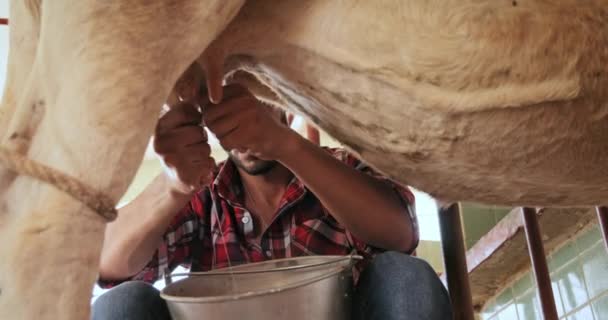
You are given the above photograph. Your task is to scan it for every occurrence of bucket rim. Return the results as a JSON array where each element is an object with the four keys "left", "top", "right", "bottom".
[
  {"left": 160, "top": 258, "right": 357, "bottom": 303},
  {"left": 173, "top": 255, "right": 360, "bottom": 277}
]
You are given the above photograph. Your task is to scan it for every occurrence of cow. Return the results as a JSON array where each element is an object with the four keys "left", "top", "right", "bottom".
[{"left": 0, "top": 0, "right": 606, "bottom": 319}]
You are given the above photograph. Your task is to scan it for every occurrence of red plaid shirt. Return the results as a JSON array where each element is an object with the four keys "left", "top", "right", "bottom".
[{"left": 100, "top": 148, "right": 418, "bottom": 287}]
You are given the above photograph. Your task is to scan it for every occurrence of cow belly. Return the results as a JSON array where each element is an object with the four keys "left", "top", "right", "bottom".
[
  {"left": 204, "top": 0, "right": 608, "bottom": 206},
  {"left": 232, "top": 49, "right": 608, "bottom": 206}
]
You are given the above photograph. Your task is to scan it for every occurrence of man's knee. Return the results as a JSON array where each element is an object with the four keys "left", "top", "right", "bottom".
[
  {"left": 92, "top": 281, "right": 171, "bottom": 320},
  {"left": 369, "top": 251, "right": 438, "bottom": 281},
  {"left": 355, "top": 251, "right": 452, "bottom": 320}
]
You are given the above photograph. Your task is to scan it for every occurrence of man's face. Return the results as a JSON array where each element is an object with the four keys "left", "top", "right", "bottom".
[
  {"left": 228, "top": 150, "right": 278, "bottom": 176},
  {"left": 227, "top": 103, "right": 288, "bottom": 176}
]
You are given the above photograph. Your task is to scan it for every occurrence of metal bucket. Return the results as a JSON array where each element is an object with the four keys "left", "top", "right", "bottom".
[{"left": 160, "top": 255, "right": 361, "bottom": 320}]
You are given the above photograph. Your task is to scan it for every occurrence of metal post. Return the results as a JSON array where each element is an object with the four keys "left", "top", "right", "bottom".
[
  {"left": 522, "top": 207, "right": 558, "bottom": 320},
  {"left": 595, "top": 206, "right": 608, "bottom": 251},
  {"left": 438, "top": 203, "right": 475, "bottom": 320}
]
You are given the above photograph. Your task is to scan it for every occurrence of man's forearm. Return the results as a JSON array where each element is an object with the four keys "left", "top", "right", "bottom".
[
  {"left": 99, "top": 173, "right": 192, "bottom": 280},
  {"left": 277, "top": 133, "right": 416, "bottom": 252}
]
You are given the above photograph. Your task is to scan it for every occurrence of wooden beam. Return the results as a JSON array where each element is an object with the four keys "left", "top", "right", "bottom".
[
  {"left": 458, "top": 206, "right": 595, "bottom": 310},
  {"left": 596, "top": 206, "right": 608, "bottom": 251}
]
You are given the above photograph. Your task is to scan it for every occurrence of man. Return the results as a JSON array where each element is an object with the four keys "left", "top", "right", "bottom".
[{"left": 93, "top": 85, "right": 452, "bottom": 320}]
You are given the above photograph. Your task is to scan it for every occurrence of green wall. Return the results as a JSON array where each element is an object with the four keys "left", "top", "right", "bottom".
[
  {"left": 480, "top": 225, "right": 608, "bottom": 320},
  {"left": 461, "top": 203, "right": 512, "bottom": 249},
  {"left": 458, "top": 203, "right": 608, "bottom": 319},
  {"left": 416, "top": 240, "right": 444, "bottom": 273}
]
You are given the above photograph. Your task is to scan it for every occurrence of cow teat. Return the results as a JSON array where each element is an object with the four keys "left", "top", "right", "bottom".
[{"left": 198, "top": 50, "right": 226, "bottom": 104}]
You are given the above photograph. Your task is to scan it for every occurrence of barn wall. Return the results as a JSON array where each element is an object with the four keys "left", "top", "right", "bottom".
[
  {"left": 461, "top": 203, "right": 512, "bottom": 249},
  {"left": 479, "top": 225, "right": 608, "bottom": 320}
]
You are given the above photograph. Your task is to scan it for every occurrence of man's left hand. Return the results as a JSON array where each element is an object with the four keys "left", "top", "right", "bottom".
[{"left": 201, "top": 84, "right": 296, "bottom": 160}]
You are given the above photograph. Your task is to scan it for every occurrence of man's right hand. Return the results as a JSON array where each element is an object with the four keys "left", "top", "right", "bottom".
[
  {"left": 100, "top": 101, "right": 214, "bottom": 281},
  {"left": 153, "top": 102, "right": 216, "bottom": 195}
]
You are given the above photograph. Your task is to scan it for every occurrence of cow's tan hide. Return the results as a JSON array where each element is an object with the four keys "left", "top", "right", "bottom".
[
  {"left": 0, "top": 1, "right": 244, "bottom": 319},
  {"left": 191, "top": 0, "right": 608, "bottom": 206},
  {"left": 1, "top": 0, "right": 607, "bottom": 318}
]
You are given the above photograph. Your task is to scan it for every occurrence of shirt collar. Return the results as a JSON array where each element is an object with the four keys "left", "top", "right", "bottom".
[
  {"left": 211, "top": 159, "right": 244, "bottom": 205},
  {"left": 210, "top": 159, "right": 307, "bottom": 209}
]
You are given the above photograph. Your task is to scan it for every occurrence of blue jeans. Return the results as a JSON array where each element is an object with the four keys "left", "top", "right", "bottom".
[{"left": 92, "top": 252, "right": 452, "bottom": 320}]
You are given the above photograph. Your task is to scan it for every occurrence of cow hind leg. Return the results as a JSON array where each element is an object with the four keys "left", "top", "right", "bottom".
[
  {"left": 0, "top": 0, "right": 43, "bottom": 202},
  {"left": 0, "top": 1, "right": 244, "bottom": 319},
  {"left": 0, "top": 0, "right": 41, "bottom": 140}
]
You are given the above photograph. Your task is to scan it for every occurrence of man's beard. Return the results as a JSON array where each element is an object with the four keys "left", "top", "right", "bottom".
[{"left": 229, "top": 153, "right": 278, "bottom": 176}]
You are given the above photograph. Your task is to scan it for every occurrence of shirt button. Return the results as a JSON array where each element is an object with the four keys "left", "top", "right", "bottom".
[
  {"left": 265, "top": 250, "right": 272, "bottom": 258},
  {"left": 241, "top": 216, "right": 250, "bottom": 224}
]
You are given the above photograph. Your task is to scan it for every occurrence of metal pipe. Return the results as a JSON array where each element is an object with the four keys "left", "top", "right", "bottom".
[
  {"left": 438, "top": 202, "right": 475, "bottom": 320},
  {"left": 0, "top": 18, "right": 8, "bottom": 25},
  {"left": 522, "top": 207, "right": 558, "bottom": 320},
  {"left": 595, "top": 206, "right": 608, "bottom": 251}
]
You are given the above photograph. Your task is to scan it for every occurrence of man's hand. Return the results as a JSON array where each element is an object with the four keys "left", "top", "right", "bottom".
[
  {"left": 154, "top": 102, "right": 216, "bottom": 195},
  {"left": 201, "top": 85, "right": 295, "bottom": 160}
]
